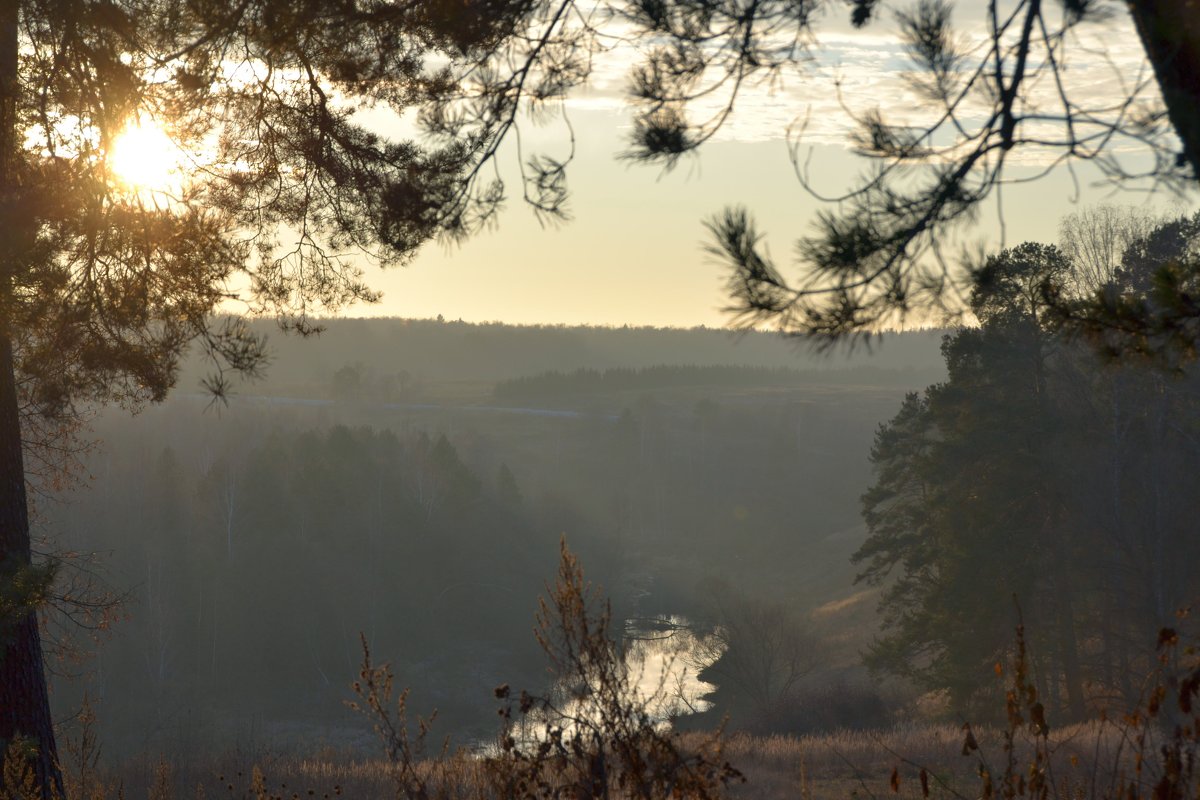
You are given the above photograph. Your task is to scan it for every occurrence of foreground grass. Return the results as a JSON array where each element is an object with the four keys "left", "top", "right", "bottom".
[
  {"left": 57, "top": 720, "right": 1128, "bottom": 800},
  {"left": 22, "top": 556, "right": 1195, "bottom": 800},
  {"left": 713, "top": 722, "right": 1117, "bottom": 800}
]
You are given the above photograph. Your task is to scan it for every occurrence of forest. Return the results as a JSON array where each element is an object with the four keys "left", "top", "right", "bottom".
[
  {"left": 2, "top": 0, "right": 1200, "bottom": 796},
  {"left": 6, "top": 208, "right": 1195, "bottom": 800},
  {"left": 42, "top": 322, "right": 944, "bottom": 756}
]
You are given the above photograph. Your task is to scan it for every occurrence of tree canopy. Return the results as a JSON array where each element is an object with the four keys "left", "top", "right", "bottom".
[
  {"left": 3, "top": 0, "right": 602, "bottom": 409},
  {"left": 2, "top": 0, "right": 1199, "bottom": 793},
  {"left": 623, "top": 0, "right": 1200, "bottom": 341},
  {"left": 855, "top": 216, "right": 1200, "bottom": 717},
  {"left": 0, "top": 0, "right": 596, "bottom": 794}
]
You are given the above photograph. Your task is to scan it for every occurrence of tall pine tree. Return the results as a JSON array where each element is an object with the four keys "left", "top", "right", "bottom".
[{"left": 0, "top": 1, "right": 593, "bottom": 795}]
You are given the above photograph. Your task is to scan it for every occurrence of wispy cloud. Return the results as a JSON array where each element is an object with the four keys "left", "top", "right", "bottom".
[{"left": 564, "top": 11, "right": 1163, "bottom": 169}]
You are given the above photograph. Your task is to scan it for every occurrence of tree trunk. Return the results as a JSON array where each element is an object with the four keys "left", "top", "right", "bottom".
[
  {"left": 0, "top": 337, "right": 63, "bottom": 800},
  {"left": 1051, "top": 562, "right": 1087, "bottom": 722},
  {"left": 1128, "top": 0, "right": 1200, "bottom": 180},
  {"left": 0, "top": 0, "right": 61, "bottom": 794}
]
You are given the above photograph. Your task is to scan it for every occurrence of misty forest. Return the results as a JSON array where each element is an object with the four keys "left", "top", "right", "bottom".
[{"left": 2, "top": 0, "right": 1200, "bottom": 799}]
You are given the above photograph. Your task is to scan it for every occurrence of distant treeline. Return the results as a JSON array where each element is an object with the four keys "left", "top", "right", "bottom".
[
  {"left": 176, "top": 318, "right": 947, "bottom": 393},
  {"left": 50, "top": 374, "right": 882, "bottom": 752},
  {"left": 47, "top": 414, "right": 603, "bottom": 754},
  {"left": 494, "top": 364, "right": 939, "bottom": 401}
]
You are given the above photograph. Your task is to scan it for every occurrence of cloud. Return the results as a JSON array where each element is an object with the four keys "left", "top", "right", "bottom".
[{"left": 562, "top": 10, "right": 1165, "bottom": 170}]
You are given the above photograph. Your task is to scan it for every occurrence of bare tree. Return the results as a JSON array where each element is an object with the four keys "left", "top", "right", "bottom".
[
  {"left": 695, "top": 583, "right": 818, "bottom": 725},
  {"left": 1059, "top": 206, "right": 1162, "bottom": 296}
]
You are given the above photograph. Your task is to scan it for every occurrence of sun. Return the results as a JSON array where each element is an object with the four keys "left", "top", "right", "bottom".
[{"left": 108, "top": 121, "right": 184, "bottom": 195}]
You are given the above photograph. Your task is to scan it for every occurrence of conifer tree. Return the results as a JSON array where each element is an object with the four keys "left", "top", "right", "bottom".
[{"left": 0, "top": 1, "right": 592, "bottom": 795}]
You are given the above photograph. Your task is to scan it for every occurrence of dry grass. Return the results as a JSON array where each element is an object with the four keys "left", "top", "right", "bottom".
[
  {"left": 693, "top": 721, "right": 1129, "bottom": 800},
  {"left": 33, "top": 719, "right": 1125, "bottom": 800},
  {"left": 12, "top": 566, "right": 1195, "bottom": 800}
]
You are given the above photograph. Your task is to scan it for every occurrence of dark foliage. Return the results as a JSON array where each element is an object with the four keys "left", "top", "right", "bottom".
[
  {"left": 855, "top": 225, "right": 1200, "bottom": 718},
  {"left": 350, "top": 542, "right": 744, "bottom": 799},
  {"left": 493, "top": 363, "right": 931, "bottom": 402},
  {"left": 621, "top": 0, "right": 1200, "bottom": 342}
]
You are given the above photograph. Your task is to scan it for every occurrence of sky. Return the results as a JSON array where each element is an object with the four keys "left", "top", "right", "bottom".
[{"left": 357, "top": 4, "right": 1196, "bottom": 329}]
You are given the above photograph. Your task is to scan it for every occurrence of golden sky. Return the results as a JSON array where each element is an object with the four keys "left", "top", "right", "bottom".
[{"left": 364, "top": 8, "right": 1197, "bottom": 328}]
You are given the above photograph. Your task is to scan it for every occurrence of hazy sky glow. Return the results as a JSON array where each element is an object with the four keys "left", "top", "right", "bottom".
[{"left": 363, "top": 7, "right": 1195, "bottom": 329}]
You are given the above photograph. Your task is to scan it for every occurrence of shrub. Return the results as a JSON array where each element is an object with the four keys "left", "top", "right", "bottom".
[
  {"left": 350, "top": 539, "right": 744, "bottom": 799},
  {"left": 884, "top": 620, "right": 1200, "bottom": 800}
]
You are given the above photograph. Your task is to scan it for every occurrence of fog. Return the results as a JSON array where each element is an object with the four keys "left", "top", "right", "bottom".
[
  {"left": 33, "top": 305, "right": 1200, "bottom": 800},
  {"left": 41, "top": 320, "right": 944, "bottom": 756}
]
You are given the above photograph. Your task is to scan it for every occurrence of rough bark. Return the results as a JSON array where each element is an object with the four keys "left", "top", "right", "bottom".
[
  {"left": 0, "top": 338, "right": 62, "bottom": 799},
  {"left": 1128, "top": 0, "right": 1200, "bottom": 180},
  {"left": 0, "top": 0, "right": 62, "bottom": 794}
]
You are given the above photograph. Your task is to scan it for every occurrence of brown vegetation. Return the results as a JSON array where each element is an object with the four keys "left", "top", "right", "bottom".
[{"left": 8, "top": 556, "right": 1200, "bottom": 800}]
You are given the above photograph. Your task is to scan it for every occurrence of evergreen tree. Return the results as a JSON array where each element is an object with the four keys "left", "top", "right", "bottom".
[
  {"left": 626, "top": 0, "right": 1200, "bottom": 340},
  {"left": 855, "top": 244, "right": 1083, "bottom": 717},
  {"left": 857, "top": 228, "right": 1200, "bottom": 717},
  {"left": 0, "top": 1, "right": 592, "bottom": 794}
]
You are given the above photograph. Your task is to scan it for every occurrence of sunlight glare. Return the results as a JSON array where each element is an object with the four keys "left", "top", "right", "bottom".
[{"left": 109, "top": 121, "right": 183, "bottom": 195}]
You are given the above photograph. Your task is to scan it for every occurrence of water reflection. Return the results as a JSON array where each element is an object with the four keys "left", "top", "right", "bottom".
[
  {"left": 479, "top": 614, "right": 720, "bottom": 754},
  {"left": 622, "top": 615, "right": 720, "bottom": 722}
]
